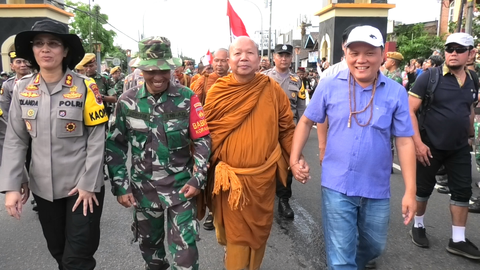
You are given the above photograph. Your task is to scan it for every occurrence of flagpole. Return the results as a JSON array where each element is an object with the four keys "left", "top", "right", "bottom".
[{"left": 229, "top": 12, "right": 233, "bottom": 43}]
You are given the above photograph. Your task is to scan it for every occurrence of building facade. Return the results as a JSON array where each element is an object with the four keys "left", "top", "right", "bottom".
[
  {"left": 0, "top": 0, "right": 72, "bottom": 72},
  {"left": 315, "top": 0, "right": 394, "bottom": 64}
]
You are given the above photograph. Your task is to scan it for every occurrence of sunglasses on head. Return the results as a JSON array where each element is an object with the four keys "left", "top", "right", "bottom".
[{"left": 445, "top": 47, "right": 469, "bottom": 54}]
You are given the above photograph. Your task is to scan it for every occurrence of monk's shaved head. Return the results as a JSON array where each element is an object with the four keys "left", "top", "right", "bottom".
[
  {"left": 228, "top": 37, "right": 259, "bottom": 58},
  {"left": 213, "top": 48, "right": 229, "bottom": 77},
  {"left": 214, "top": 48, "right": 228, "bottom": 57},
  {"left": 227, "top": 36, "right": 260, "bottom": 83}
]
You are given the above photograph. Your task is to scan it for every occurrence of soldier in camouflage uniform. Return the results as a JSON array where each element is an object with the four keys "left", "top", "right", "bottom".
[
  {"left": 383, "top": 52, "right": 404, "bottom": 85},
  {"left": 106, "top": 36, "right": 211, "bottom": 270},
  {"left": 79, "top": 53, "right": 117, "bottom": 117}
]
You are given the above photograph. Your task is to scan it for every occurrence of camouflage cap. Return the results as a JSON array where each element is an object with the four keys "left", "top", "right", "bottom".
[{"left": 137, "top": 36, "right": 182, "bottom": 71}]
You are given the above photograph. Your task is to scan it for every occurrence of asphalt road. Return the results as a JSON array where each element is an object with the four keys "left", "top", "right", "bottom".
[{"left": 1, "top": 128, "right": 480, "bottom": 270}]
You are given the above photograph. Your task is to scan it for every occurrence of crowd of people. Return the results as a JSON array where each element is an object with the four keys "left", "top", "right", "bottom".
[{"left": 1, "top": 18, "right": 480, "bottom": 270}]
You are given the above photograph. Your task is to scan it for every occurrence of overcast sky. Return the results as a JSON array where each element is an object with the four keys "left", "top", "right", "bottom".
[{"left": 74, "top": 0, "right": 441, "bottom": 62}]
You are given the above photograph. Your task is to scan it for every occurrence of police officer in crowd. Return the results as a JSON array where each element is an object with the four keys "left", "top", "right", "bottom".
[
  {"left": 106, "top": 36, "right": 211, "bottom": 270},
  {"left": 262, "top": 44, "right": 306, "bottom": 218},
  {"left": 0, "top": 51, "right": 32, "bottom": 119},
  {"left": 0, "top": 19, "right": 108, "bottom": 269}
]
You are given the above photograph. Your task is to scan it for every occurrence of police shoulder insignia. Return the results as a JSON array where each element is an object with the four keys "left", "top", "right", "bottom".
[
  {"left": 65, "top": 74, "right": 73, "bottom": 86},
  {"left": 33, "top": 74, "right": 40, "bottom": 84},
  {"left": 0, "top": 88, "right": 3, "bottom": 95},
  {"left": 290, "top": 75, "right": 298, "bottom": 82}
]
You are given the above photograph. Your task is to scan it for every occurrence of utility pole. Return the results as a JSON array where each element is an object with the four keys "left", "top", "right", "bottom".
[
  {"left": 456, "top": 0, "right": 466, "bottom": 33},
  {"left": 89, "top": 0, "right": 92, "bottom": 52},
  {"left": 465, "top": 0, "right": 474, "bottom": 35},
  {"left": 267, "top": 0, "right": 272, "bottom": 60}
]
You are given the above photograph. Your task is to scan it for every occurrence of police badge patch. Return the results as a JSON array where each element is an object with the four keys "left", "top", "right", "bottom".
[{"left": 59, "top": 110, "right": 66, "bottom": 117}]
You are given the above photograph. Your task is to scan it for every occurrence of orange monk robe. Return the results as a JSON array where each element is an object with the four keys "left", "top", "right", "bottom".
[
  {"left": 190, "top": 73, "right": 201, "bottom": 86},
  {"left": 204, "top": 73, "right": 295, "bottom": 251},
  {"left": 192, "top": 72, "right": 220, "bottom": 104}
]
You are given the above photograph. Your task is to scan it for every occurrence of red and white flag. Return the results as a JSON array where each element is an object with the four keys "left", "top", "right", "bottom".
[
  {"left": 202, "top": 50, "right": 213, "bottom": 66},
  {"left": 227, "top": 0, "right": 249, "bottom": 39}
]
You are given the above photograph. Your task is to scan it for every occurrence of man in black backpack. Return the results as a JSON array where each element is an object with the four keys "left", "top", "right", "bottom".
[{"left": 408, "top": 33, "right": 480, "bottom": 260}]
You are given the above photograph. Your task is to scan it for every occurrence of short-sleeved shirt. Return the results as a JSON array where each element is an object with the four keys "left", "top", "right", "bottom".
[
  {"left": 305, "top": 69, "right": 414, "bottom": 199},
  {"left": 409, "top": 65, "right": 477, "bottom": 150}
]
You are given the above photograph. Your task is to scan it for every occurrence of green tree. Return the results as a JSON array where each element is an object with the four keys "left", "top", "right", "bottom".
[
  {"left": 65, "top": 0, "right": 116, "bottom": 58},
  {"left": 449, "top": 4, "right": 480, "bottom": 46},
  {"left": 395, "top": 23, "right": 445, "bottom": 64}
]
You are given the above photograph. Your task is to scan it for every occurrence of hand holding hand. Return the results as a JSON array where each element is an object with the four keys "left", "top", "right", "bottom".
[{"left": 291, "top": 156, "right": 311, "bottom": 184}]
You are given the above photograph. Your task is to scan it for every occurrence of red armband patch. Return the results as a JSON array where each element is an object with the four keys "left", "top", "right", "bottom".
[{"left": 189, "top": 94, "right": 210, "bottom": 139}]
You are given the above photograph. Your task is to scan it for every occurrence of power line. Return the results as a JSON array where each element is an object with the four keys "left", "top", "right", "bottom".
[{"left": 48, "top": 0, "right": 138, "bottom": 43}]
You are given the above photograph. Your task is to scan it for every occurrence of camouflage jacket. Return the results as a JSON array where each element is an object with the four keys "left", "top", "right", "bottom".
[
  {"left": 383, "top": 68, "right": 403, "bottom": 85},
  {"left": 106, "top": 83, "right": 211, "bottom": 208}
]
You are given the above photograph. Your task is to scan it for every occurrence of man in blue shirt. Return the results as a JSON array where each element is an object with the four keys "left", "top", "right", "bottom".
[{"left": 289, "top": 25, "right": 417, "bottom": 270}]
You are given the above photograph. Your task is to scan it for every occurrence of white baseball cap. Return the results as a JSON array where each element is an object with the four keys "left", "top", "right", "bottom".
[
  {"left": 344, "top": 25, "right": 384, "bottom": 48},
  {"left": 445, "top": 33, "right": 474, "bottom": 47}
]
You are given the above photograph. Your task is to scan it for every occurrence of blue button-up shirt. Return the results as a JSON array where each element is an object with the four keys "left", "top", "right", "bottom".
[{"left": 305, "top": 68, "right": 414, "bottom": 199}]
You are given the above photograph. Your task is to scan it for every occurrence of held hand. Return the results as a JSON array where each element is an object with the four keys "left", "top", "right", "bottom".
[
  {"left": 291, "top": 157, "right": 311, "bottom": 184},
  {"left": 179, "top": 184, "right": 200, "bottom": 198},
  {"left": 20, "top": 183, "right": 30, "bottom": 205},
  {"left": 415, "top": 142, "right": 432, "bottom": 167},
  {"left": 117, "top": 193, "right": 136, "bottom": 208},
  {"left": 5, "top": 191, "right": 22, "bottom": 220},
  {"left": 68, "top": 187, "right": 99, "bottom": 216},
  {"left": 401, "top": 194, "right": 417, "bottom": 225}
]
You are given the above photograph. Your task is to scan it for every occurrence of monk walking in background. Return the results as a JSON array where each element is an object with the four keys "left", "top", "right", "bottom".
[
  {"left": 193, "top": 48, "right": 229, "bottom": 105},
  {"left": 193, "top": 48, "right": 230, "bottom": 231},
  {"left": 203, "top": 36, "right": 310, "bottom": 270}
]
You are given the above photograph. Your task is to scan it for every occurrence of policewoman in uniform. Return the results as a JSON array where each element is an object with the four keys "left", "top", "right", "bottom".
[
  {"left": 262, "top": 44, "right": 305, "bottom": 219},
  {"left": 0, "top": 20, "right": 108, "bottom": 270}
]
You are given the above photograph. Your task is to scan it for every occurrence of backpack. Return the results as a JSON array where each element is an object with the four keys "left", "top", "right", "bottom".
[{"left": 417, "top": 66, "right": 479, "bottom": 129}]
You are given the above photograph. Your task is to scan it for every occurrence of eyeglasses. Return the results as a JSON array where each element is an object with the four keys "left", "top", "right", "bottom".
[
  {"left": 445, "top": 47, "right": 469, "bottom": 54},
  {"left": 31, "top": 40, "right": 63, "bottom": 49}
]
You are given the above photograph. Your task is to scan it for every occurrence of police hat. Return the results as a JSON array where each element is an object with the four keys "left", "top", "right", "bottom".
[{"left": 274, "top": 44, "right": 293, "bottom": 54}]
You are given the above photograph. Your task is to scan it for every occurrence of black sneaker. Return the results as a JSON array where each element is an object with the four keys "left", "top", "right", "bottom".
[
  {"left": 446, "top": 238, "right": 480, "bottom": 260},
  {"left": 469, "top": 200, "right": 480, "bottom": 213},
  {"left": 410, "top": 225, "right": 429, "bottom": 248},
  {"left": 203, "top": 213, "right": 215, "bottom": 230}
]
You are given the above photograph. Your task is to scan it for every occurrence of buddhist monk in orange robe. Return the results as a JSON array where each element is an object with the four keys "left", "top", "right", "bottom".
[
  {"left": 193, "top": 48, "right": 229, "bottom": 105},
  {"left": 203, "top": 37, "right": 310, "bottom": 270}
]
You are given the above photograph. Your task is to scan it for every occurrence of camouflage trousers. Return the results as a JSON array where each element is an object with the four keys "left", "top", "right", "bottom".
[{"left": 132, "top": 199, "right": 200, "bottom": 270}]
